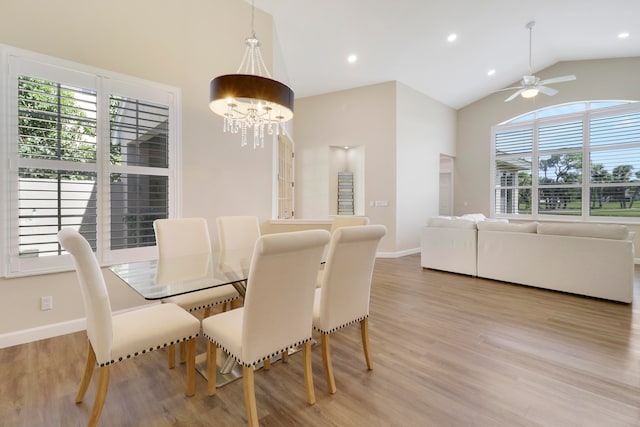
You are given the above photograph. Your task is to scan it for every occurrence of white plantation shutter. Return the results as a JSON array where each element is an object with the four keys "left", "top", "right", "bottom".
[
  {"left": 589, "top": 110, "right": 640, "bottom": 215},
  {"left": 537, "top": 120, "right": 583, "bottom": 216},
  {"left": 494, "top": 127, "right": 532, "bottom": 215},
  {"left": 538, "top": 120, "right": 582, "bottom": 151},
  {"left": 108, "top": 96, "right": 170, "bottom": 252},
  {"left": 17, "top": 77, "right": 99, "bottom": 262},
  {"left": 590, "top": 111, "right": 640, "bottom": 147},
  {"left": 4, "top": 50, "right": 179, "bottom": 276},
  {"left": 492, "top": 101, "right": 640, "bottom": 220}
]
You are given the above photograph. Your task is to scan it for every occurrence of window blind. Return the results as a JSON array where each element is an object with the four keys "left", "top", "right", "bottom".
[
  {"left": 4, "top": 49, "right": 179, "bottom": 276},
  {"left": 492, "top": 101, "right": 640, "bottom": 220},
  {"left": 18, "top": 76, "right": 98, "bottom": 257},
  {"left": 494, "top": 128, "right": 533, "bottom": 215},
  {"left": 588, "top": 111, "right": 640, "bottom": 215},
  {"left": 590, "top": 112, "right": 640, "bottom": 147},
  {"left": 109, "top": 96, "right": 170, "bottom": 250}
]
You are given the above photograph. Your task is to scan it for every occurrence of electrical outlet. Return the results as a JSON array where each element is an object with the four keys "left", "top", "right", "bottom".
[{"left": 41, "top": 296, "right": 53, "bottom": 311}]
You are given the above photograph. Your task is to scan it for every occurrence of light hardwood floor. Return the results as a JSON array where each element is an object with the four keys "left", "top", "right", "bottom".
[{"left": 2, "top": 254, "right": 640, "bottom": 426}]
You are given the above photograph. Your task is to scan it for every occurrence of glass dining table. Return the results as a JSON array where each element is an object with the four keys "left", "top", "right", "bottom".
[
  {"left": 109, "top": 250, "right": 252, "bottom": 300},
  {"left": 109, "top": 249, "right": 252, "bottom": 387}
]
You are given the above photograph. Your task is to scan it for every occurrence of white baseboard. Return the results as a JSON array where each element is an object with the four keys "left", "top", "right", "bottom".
[
  {"left": 0, "top": 303, "right": 158, "bottom": 349},
  {"left": 635, "top": 257, "right": 640, "bottom": 265},
  {"left": 377, "top": 247, "right": 420, "bottom": 258},
  {"left": 0, "top": 317, "right": 86, "bottom": 349}
]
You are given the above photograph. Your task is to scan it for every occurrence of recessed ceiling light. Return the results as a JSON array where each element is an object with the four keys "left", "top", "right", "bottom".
[
  {"left": 487, "top": 69, "right": 496, "bottom": 76},
  {"left": 344, "top": 146, "right": 349, "bottom": 150},
  {"left": 618, "top": 32, "right": 630, "bottom": 39},
  {"left": 447, "top": 34, "right": 457, "bottom": 42},
  {"left": 347, "top": 54, "right": 358, "bottom": 63}
]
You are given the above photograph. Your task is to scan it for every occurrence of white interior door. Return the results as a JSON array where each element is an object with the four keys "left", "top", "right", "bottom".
[{"left": 439, "top": 155, "right": 454, "bottom": 216}]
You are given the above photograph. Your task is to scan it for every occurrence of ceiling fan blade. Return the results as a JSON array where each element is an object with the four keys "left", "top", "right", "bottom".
[
  {"left": 504, "top": 89, "right": 524, "bottom": 102},
  {"left": 491, "top": 85, "right": 523, "bottom": 94},
  {"left": 538, "top": 85, "right": 558, "bottom": 96},
  {"left": 539, "top": 75, "right": 576, "bottom": 85}
]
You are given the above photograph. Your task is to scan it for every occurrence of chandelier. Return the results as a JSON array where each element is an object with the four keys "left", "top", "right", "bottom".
[{"left": 208, "top": 0, "right": 294, "bottom": 149}]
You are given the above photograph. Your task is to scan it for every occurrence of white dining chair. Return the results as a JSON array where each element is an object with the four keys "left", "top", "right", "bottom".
[
  {"left": 203, "top": 229, "right": 330, "bottom": 427},
  {"left": 329, "top": 215, "right": 369, "bottom": 233},
  {"left": 313, "top": 224, "right": 386, "bottom": 394},
  {"left": 317, "top": 216, "right": 370, "bottom": 287},
  {"left": 57, "top": 228, "right": 200, "bottom": 427},
  {"left": 154, "top": 217, "right": 240, "bottom": 366},
  {"left": 216, "top": 215, "right": 261, "bottom": 296}
]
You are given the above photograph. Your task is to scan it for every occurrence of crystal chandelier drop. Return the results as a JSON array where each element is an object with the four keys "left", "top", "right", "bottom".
[{"left": 208, "top": 1, "right": 294, "bottom": 149}]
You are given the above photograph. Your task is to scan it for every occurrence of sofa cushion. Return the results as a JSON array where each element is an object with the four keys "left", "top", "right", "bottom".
[
  {"left": 427, "top": 216, "right": 477, "bottom": 229},
  {"left": 477, "top": 221, "right": 538, "bottom": 233},
  {"left": 537, "top": 223, "right": 631, "bottom": 240},
  {"left": 459, "top": 213, "right": 486, "bottom": 222}
]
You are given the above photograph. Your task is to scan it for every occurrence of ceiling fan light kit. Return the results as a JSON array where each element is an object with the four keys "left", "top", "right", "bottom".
[
  {"left": 496, "top": 21, "right": 576, "bottom": 102},
  {"left": 521, "top": 87, "right": 539, "bottom": 98}
]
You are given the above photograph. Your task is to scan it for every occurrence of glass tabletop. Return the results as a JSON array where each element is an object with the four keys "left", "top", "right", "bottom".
[{"left": 110, "top": 250, "right": 251, "bottom": 300}]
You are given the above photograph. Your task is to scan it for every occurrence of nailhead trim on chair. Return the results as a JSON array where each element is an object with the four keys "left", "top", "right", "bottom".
[
  {"left": 186, "top": 296, "right": 239, "bottom": 313},
  {"left": 96, "top": 334, "right": 199, "bottom": 367},
  {"left": 203, "top": 333, "right": 312, "bottom": 367},
  {"left": 313, "top": 315, "right": 369, "bottom": 334}
]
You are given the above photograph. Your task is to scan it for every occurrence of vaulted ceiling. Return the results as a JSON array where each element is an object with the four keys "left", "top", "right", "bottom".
[{"left": 253, "top": 0, "right": 640, "bottom": 109}]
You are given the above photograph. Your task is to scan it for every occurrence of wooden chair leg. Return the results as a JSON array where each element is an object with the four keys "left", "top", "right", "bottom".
[
  {"left": 76, "top": 340, "right": 96, "bottom": 403},
  {"left": 204, "top": 306, "right": 212, "bottom": 318},
  {"left": 168, "top": 344, "right": 176, "bottom": 369},
  {"left": 243, "top": 366, "right": 259, "bottom": 427},
  {"left": 321, "top": 334, "right": 336, "bottom": 394},
  {"left": 281, "top": 350, "right": 289, "bottom": 363},
  {"left": 207, "top": 340, "right": 217, "bottom": 396},
  {"left": 303, "top": 341, "right": 316, "bottom": 404},
  {"left": 263, "top": 358, "right": 271, "bottom": 370},
  {"left": 185, "top": 338, "right": 196, "bottom": 396},
  {"left": 360, "top": 318, "right": 373, "bottom": 370},
  {"left": 87, "top": 366, "right": 110, "bottom": 427},
  {"left": 179, "top": 341, "right": 187, "bottom": 364}
]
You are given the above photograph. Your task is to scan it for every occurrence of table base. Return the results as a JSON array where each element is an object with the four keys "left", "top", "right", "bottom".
[{"left": 195, "top": 350, "right": 244, "bottom": 387}]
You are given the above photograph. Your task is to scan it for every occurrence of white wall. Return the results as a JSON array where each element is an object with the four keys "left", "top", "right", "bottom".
[
  {"left": 294, "top": 82, "right": 397, "bottom": 251},
  {"left": 0, "top": 0, "right": 281, "bottom": 338},
  {"left": 293, "top": 81, "right": 456, "bottom": 253},
  {"left": 396, "top": 82, "right": 456, "bottom": 251}
]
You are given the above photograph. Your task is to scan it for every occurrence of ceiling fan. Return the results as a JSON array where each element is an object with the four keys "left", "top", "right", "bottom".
[{"left": 497, "top": 21, "right": 576, "bottom": 102}]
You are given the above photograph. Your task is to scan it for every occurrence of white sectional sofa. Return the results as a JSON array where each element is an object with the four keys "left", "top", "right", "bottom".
[
  {"left": 477, "top": 221, "right": 634, "bottom": 303},
  {"left": 421, "top": 217, "right": 634, "bottom": 303},
  {"left": 420, "top": 216, "right": 479, "bottom": 276}
]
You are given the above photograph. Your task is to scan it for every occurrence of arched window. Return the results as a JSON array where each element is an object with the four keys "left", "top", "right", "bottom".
[{"left": 491, "top": 101, "right": 640, "bottom": 221}]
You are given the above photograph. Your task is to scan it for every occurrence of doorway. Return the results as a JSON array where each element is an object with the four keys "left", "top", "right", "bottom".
[{"left": 439, "top": 155, "right": 454, "bottom": 216}]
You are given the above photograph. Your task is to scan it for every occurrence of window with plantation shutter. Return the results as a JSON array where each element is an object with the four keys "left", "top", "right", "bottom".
[
  {"left": 2, "top": 47, "right": 180, "bottom": 276},
  {"left": 589, "top": 110, "right": 640, "bottom": 216},
  {"left": 17, "top": 77, "right": 99, "bottom": 261},
  {"left": 494, "top": 127, "right": 533, "bottom": 215},
  {"left": 108, "top": 96, "right": 170, "bottom": 251},
  {"left": 537, "top": 120, "right": 583, "bottom": 216},
  {"left": 492, "top": 101, "right": 640, "bottom": 221}
]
